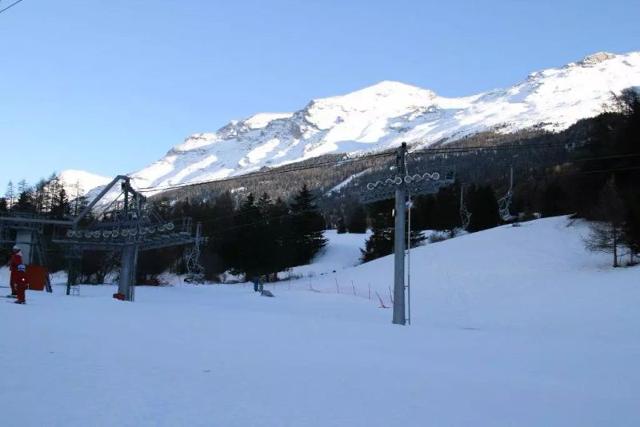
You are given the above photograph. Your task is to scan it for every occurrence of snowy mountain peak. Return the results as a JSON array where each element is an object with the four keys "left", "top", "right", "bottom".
[
  {"left": 336, "top": 80, "right": 436, "bottom": 98},
  {"left": 308, "top": 80, "right": 436, "bottom": 111},
  {"left": 85, "top": 50, "right": 640, "bottom": 195}
]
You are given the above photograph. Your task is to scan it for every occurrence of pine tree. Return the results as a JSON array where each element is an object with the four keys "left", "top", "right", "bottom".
[
  {"left": 5, "top": 181, "right": 15, "bottom": 210},
  {"left": 413, "top": 194, "right": 436, "bottom": 231},
  {"left": 51, "top": 187, "right": 70, "bottom": 219},
  {"left": 232, "top": 193, "right": 262, "bottom": 277},
  {"left": 17, "top": 179, "right": 29, "bottom": 196},
  {"left": 206, "top": 191, "right": 236, "bottom": 277},
  {"left": 541, "top": 180, "right": 568, "bottom": 217},
  {"left": 432, "top": 185, "right": 461, "bottom": 234},
  {"left": 270, "top": 196, "right": 295, "bottom": 274},
  {"left": 256, "top": 192, "right": 280, "bottom": 279},
  {"left": 15, "top": 186, "right": 36, "bottom": 213},
  {"left": 361, "top": 207, "right": 393, "bottom": 262},
  {"left": 290, "top": 185, "right": 327, "bottom": 266},
  {"left": 467, "top": 185, "right": 500, "bottom": 232},
  {"left": 346, "top": 204, "right": 367, "bottom": 233}
]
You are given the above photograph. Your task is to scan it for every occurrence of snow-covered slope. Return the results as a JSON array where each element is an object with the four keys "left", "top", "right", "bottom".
[
  {"left": 1, "top": 217, "right": 639, "bottom": 426},
  {"left": 125, "top": 51, "right": 640, "bottom": 192},
  {"left": 58, "top": 169, "right": 112, "bottom": 197}
]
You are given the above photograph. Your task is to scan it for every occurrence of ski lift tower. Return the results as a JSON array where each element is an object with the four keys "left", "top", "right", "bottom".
[
  {"left": 52, "top": 175, "right": 204, "bottom": 301},
  {"left": 360, "top": 143, "right": 455, "bottom": 325}
]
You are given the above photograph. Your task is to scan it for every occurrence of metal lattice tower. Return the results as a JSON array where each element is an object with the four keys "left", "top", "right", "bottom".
[
  {"left": 184, "top": 222, "right": 206, "bottom": 283},
  {"left": 459, "top": 185, "right": 472, "bottom": 230},
  {"left": 50, "top": 175, "right": 201, "bottom": 301}
]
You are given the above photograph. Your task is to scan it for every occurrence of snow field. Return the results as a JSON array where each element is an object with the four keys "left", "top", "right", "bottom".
[{"left": 1, "top": 216, "right": 639, "bottom": 426}]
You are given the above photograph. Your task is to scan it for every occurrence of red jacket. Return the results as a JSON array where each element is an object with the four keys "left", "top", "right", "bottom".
[{"left": 9, "top": 252, "right": 23, "bottom": 272}]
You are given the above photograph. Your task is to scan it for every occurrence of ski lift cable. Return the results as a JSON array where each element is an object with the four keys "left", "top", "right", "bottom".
[{"left": 0, "top": 0, "right": 24, "bottom": 15}]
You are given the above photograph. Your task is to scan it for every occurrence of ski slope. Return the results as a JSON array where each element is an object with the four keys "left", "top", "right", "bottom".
[{"left": 1, "top": 217, "right": 639, "bottom": 427}]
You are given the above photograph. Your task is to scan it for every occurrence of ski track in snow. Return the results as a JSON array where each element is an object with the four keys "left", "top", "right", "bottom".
[{"left": 1, "top": 217, "right": 639, "bottom": 427}]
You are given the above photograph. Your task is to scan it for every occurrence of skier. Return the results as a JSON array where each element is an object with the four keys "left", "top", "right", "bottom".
[
  {"left": 6, "top": 246, "right": 23, "bottom": 298},
  {"left": 14, "top": 264, "right": 28, "bottom": 304},
  {"left": 251, "top": 276, "right": 264, "bottom": 293}
]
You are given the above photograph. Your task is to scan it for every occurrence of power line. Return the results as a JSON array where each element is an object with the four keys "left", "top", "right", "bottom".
[{"left": 0, "top": 0, "right": 24, "bottom": 15}]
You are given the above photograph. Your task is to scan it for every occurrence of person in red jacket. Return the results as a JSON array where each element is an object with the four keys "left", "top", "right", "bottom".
[
  {"left": 7, "top": 246, "right": 23, "bottom": 297},
  {"left": 14, "top": 264, "right": 28, "bottom": 304}
]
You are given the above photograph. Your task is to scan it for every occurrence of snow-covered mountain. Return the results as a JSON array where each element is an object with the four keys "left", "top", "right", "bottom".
[
  {"left": 85, "top": 51, "right": 640, "bottom": 196},
  {"left": 58, "top": 170, "right": 112, "bottom": 198}
]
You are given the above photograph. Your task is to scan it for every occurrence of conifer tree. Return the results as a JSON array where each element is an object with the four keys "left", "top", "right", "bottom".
[
  {"left": 360, "top": 206, "right": 393, "bottom": 262},
  {"left": 256, "top": 192, "right": 279, "bottom": 278},
  {"left": 541, "top": 180, "right": 568, "bottom": 217},
  {"left": 232, "top": 193, "right": 262, "bottom": 277},
  {"left": 346, "top": 204, "right": 367, "bottom": 233},
  {"left": 290, "top": 184, "right": 326, "bottom": 266},
  {"left": 5, "top": 181, "right": 15, "bottom": 210},
  {"left": 432, "top": 185, "right": 461, "bottom": 234},
  {"left": 467, "top": 185, "right": 500, "bottom": 232},
  {"left": 15, "top": 186, "right": 36, "bottom": 213},
  {"left": 270, "top": 196, "right": 294, "bottom": 274},
  {"left": 206, "top": 191, "right": 236, "bottom": 276}
]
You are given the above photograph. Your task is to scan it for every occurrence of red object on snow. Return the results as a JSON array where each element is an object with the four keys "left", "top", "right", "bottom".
[
  {"left": 8, "top": 252, "right": 23, "bottom": 295},
  {"left": 14, "top": 271, "right": 28, "bottom": 303},
  {"left": 9, "top": 252, "right": 23, "bottom": 272},
  {"left": 25, "top": 265, "right": 48, "bottom": 291},
  {"left": 113, "top": 293, "right": 126, "bottom": 301}
]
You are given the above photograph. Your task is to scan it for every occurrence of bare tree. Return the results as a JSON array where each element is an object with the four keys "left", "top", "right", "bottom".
[{"left": 584, "top": 178, "right": 625, "bottom": 267}]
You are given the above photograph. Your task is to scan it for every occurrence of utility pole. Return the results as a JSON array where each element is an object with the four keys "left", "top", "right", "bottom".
[
  {"left": 406, "top": 195, "right": 412, "bottom": 325},
  {"left": 360, "top": 142, "right": 454, "bottom": 326},
  {"left": 393, "top": 143, "right": 407, "bottom": 325}
]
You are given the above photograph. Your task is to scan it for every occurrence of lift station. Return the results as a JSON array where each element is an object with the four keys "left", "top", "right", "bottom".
[{"left": 0, "top": 175, "right": 204, "bottom": 301}]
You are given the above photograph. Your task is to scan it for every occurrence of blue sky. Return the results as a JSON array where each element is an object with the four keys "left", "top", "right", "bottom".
[{"left": 1, "top": 0, "right": 638, "bottom": 188}]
